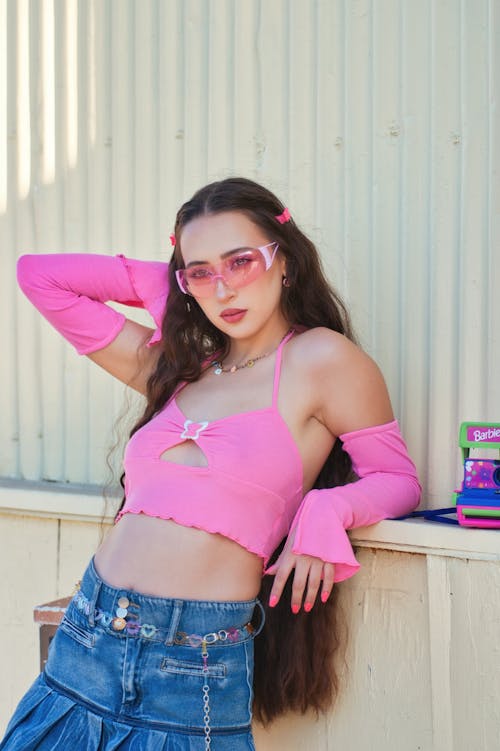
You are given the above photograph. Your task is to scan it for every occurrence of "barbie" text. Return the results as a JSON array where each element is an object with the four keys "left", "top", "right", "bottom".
[{"left": 470, "top": 427, "right": 500, "bottom": 442}]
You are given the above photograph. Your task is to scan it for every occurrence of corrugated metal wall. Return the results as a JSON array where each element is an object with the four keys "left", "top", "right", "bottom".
[{"left": 1, "top": 0, "right": 498, "bottom": 505}]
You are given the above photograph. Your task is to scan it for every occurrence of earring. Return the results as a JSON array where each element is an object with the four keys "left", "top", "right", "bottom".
[
  {"left": 186, "top": 301, "right": 191, "bottom": 313},
  {"left": 282, "top": 276, "right": 291, "bottom": 288}
]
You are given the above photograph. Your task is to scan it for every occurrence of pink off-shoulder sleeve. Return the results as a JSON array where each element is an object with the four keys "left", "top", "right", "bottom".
[
  {"left": 288, "top": 420, "right": 421, "bottom": 583},
  {"left": 17, "top": 253, "right": 169, "bottom": 354}
]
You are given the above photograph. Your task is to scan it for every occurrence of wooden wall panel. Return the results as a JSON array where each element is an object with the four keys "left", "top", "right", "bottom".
[{"left": 3, "top": 508, "right": 499, "bottom": 750}]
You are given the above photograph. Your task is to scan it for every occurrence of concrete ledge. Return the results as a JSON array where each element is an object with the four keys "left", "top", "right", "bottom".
[
  {"left": 350, "top": 517, "right": 500, "bottom": 562},
  {"left": 0, "top": 478, "right": 119, "bottom": 522},
  {"left": 1, "top": 479, "right": 500, "bottom": 561}
]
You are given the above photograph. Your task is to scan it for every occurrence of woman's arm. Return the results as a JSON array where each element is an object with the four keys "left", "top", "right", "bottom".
[
  {"left": 266, "top": 332, "right": 421, "bottom": 612},
  {"left": 17, "top": 253, "right": 169, "bottom": 393}
]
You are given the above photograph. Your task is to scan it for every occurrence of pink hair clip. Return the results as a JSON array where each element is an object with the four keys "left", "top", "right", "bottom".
[
  {"left": 169, "top": 233, "right": 176, "bottom": 247},
  {"left": 275, "top": 207, "right": 291, "bottom": 224}
]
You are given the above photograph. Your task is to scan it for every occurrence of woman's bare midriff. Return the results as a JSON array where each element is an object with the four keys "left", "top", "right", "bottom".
[{"left": 93, "top": 512, "right": 264, "bottom": 601}]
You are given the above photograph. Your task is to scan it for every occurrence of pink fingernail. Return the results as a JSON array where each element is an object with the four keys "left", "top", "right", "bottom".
[
  {"left": 304, "top": 602, "right": 313, "bottom": 613},
  {"left": 269, "top": 595, "right": 278, "bottom": 607},
  {"left": 321, "top": 591, "right": 330, "bottom": 603},
  {"left": 291, "top": 604, "right": 300, "bottom": 614}
]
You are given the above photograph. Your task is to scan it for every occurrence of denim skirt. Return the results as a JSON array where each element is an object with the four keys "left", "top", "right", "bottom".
[{"left": 0, "top": 558, "right": 265, "bottom": 750}]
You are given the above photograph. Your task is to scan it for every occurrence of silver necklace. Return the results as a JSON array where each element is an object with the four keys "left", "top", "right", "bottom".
[{"left": 211, "top": 328, "right": 294, "bottom": 376}]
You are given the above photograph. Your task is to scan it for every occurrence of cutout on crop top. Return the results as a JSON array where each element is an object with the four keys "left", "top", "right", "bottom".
[{"left": 159, "top": 440, "right": 208, "bottom": 468}]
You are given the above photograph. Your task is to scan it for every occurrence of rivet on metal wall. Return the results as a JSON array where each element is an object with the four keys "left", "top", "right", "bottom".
[
  {"left": 254, "top": 138, "right": 266, "bottom": 165},
  {"left": 388, "top": 122, "right": 400, "bottom": 137}
]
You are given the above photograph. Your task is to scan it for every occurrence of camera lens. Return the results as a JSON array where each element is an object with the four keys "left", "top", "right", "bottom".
[{"left": 494, "top": 464, "right": 500, "bottom": 487}]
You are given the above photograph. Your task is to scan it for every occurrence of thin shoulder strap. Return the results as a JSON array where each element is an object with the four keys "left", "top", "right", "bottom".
[
  {"left": 172, "top": 351, "right": 219, "bottom": 399},
  {"left": 272, "top": 328, "right": 296, "bottom": 406},
  {"left": 170, "top": 379, "right": 187, "bottom": 400}
]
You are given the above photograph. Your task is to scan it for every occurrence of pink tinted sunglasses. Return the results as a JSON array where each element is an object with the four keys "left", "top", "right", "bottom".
[{"left": 175, "top": 242, "right": 279, "bottom": 298}]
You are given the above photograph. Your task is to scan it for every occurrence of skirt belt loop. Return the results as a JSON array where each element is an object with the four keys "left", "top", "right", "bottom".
[
  {"left": 87, "top": 576, "right": 103, "bottom": 628},
  {"left": 253, "top": 598, "right": 266, "bottom": 638}
]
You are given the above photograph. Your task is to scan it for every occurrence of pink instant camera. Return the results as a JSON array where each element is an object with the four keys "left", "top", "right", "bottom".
[{"left": 455, "top": 422, "right": 500, "bottom": 528}]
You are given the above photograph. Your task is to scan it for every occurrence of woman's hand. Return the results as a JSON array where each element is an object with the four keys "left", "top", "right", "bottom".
[{"left": 265, "top": 527, "right": 335, "bottom": 613}]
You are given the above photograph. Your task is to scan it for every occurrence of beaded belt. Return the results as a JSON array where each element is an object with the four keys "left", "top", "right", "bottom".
[{"left": 71, "top": 589, "right": 255, "bottom": 646}]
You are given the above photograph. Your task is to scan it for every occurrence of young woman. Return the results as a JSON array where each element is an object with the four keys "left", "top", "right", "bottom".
[{"left": 2, "top": 177, "right": 420, "bottom": 750}]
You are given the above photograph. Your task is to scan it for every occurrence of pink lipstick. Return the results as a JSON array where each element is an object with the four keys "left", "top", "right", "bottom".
[{"left": 220, "top": 309, "right": 247, "bottom": 323}]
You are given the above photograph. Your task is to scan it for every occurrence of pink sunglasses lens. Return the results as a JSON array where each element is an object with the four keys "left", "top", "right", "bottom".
[{"left": 181, "top": 250, "right": 268, "bottom": 297}]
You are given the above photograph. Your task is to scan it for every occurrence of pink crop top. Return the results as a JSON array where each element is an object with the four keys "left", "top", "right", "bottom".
[
  {"left": 117, "top": 329, "right": 304, "bottom": 564},
  {"left": 17, "top": 252, "right": 421, "bottom": 582}
]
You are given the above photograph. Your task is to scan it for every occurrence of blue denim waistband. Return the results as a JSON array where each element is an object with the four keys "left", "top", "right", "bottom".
[{"left": 71, "top": 557, "right": 265, "bottom": 647}]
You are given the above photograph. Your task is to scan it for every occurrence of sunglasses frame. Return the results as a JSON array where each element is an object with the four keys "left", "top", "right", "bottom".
[{"left": 175, "top": 242, "right": 279, "bottom": 297}]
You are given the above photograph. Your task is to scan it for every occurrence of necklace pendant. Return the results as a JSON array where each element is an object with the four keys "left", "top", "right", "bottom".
[
  {"left": 230, "top": 365, "right": 237, "bottom": 373},
  {"left": 246, "top": 359, "right": 255, "bottom": 368},
  {"left": 213, "top": 364, "right": 223, "bottom": 375}
]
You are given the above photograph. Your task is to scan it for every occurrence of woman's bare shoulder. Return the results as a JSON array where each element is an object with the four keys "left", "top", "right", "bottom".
[
  {"left": 288, "top": 326, "right": 393, "bottom": 435},
  {"left": 289, "top": 326, "right": 366, "bottom": 368}
]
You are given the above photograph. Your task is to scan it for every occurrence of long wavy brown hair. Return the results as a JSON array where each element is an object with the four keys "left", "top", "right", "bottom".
[{"left": 116, "top": 177, "right": 357, "bottom": 724}]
